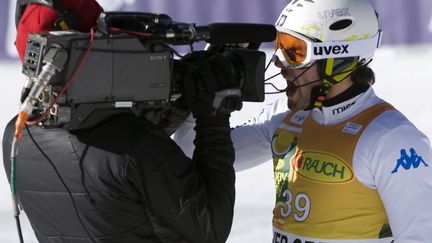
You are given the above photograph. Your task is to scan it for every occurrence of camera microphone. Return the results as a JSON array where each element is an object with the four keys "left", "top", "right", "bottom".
[
  {"left": 154, "top": 23, "right": 276, "bottom": 44},
  {"left": 97, "top": 12, "right": 276, "bottom": 44},
  {"left": 194, "top": 23, "right": 276, "bottom": 44}
]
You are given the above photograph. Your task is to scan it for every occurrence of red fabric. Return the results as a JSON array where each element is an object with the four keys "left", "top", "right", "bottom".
[{"left": 16, "top": 0, "right": 103, "bottom": 62}]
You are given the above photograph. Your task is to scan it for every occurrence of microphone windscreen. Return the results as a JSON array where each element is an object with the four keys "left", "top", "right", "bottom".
[{"left": 206, "top": 23, "right": 276, "bottom": 44}]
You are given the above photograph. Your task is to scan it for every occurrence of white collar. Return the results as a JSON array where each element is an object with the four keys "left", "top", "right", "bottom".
[{"left": 311, "top": 87, "right": 379, "bottom": 125}]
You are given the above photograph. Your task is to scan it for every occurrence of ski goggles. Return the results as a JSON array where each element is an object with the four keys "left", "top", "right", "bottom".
[{"left": 274, "top": 29, "right": 383, "bottom": 69}]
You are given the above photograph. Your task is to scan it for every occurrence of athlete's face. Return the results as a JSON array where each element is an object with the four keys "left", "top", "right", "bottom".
[{"left": 274, "top": 57, "right": 322, "bottom": 111}]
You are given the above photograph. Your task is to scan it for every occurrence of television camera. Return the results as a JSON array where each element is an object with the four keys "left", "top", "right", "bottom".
[{"left": 20, "top": 12, "right": 276, "bottom": 130}]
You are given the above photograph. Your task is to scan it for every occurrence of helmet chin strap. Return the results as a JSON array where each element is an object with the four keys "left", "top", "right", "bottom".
[
  {"left": 309, "top": 57, "right": 360, "bottom": 110},
  {"left": 266, "top": 56, "right": 367, "bottom": 111}
]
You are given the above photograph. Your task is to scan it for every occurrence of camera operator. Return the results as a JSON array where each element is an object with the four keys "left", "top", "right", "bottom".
[{"left": 3, "top": 1, "right": 238, "bottom": 242}]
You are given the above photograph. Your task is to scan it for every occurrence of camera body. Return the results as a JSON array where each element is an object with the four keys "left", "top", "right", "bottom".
[
  {"left": 24, "top": 31, "right": 174, "bottom": 105},
  {"left": 21, "top": 12, "right": 271, "bottom": 129}
]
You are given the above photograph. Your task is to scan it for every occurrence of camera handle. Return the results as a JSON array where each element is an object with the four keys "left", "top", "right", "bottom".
[{"left": 212, "top": 88, "right": 242, "bottom": 114}]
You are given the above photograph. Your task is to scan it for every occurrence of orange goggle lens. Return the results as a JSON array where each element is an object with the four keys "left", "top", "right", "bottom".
[{"left": 274, "top": 32, "right": 308, "bottom": 65}]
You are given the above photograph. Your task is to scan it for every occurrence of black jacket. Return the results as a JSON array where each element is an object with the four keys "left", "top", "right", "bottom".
[{"left": 3, "top": 114, "right": 235, "bottom": 243}]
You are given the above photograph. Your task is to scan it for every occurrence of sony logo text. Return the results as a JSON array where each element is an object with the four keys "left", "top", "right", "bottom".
[{"left": 149, "top": 55, "right": 168, "bottom": 61}]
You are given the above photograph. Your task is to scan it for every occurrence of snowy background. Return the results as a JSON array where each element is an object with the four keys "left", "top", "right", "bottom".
[
  {"left": 1, "top": 0, "right": 432, "bottom": 242},
  {"left": 1, "top": 45, "right": 432, "bottom": 243}
]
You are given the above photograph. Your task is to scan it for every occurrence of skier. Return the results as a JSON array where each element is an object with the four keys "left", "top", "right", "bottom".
[{"left": 174, "top": 0, "right": 432, "bottom": 242}]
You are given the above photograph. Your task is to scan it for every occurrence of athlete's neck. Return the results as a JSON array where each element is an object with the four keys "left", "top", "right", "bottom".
[{"left": 323, "top": 82, "right": 370, "bottom": 107}]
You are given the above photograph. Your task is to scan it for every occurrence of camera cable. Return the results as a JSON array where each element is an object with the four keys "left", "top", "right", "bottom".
[
  {"left": 10, "top": 28, "right": 96, "bottom": 243},
  {"left": 25, "top": 125, "right": 97, "bottom": 242},
  {"left": 27, "top": 28, "right": 96, "bottom": 126}
]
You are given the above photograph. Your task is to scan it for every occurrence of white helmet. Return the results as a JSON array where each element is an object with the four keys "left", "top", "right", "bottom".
[
  {"left": 276, "top": 0, "right": 380, "bottom": 41},
  {"left": 273, "top": 0, "right": 382, "bottom": 108},
  {"left": 274, "top": 0, "right": 381, "bottom": 68}
]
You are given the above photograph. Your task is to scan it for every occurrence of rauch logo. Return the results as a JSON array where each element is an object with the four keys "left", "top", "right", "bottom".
[{"left": 291, "top": 151, "right": 353, "bottom": 183}]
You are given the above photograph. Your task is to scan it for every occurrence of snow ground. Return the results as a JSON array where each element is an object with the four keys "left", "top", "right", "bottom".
[{"left": 1, "top": 45, "right": 432, "bottom": 242}]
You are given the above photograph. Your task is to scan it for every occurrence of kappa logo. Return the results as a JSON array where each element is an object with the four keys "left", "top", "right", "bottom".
[
  {"left": 391, "top": 148, "right": 429, "bottom": 174},
  {"left": 314, "top": 45, "right": 349, "bottom": 56}
]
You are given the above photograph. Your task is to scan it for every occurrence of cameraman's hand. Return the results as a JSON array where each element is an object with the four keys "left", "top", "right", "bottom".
[{"left": 181, "top": 51, "right": 242, "bottom": 123}]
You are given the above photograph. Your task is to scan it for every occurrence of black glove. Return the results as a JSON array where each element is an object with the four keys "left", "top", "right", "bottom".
[
  {"left": 157, "top": 97, "right": 191, "bottom": 136},
  {"left": 181, "top": 51, "right": 242, "bottom": 122}
]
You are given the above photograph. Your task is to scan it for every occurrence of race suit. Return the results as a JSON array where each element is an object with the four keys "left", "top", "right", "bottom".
[{"left": 173, "top": 87, "right": 432, "bottom": 242}]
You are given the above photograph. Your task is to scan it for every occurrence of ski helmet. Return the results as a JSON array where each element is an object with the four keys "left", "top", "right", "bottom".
[{"left": 274, "top": 0, "right": 382, "bottom": 108}]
